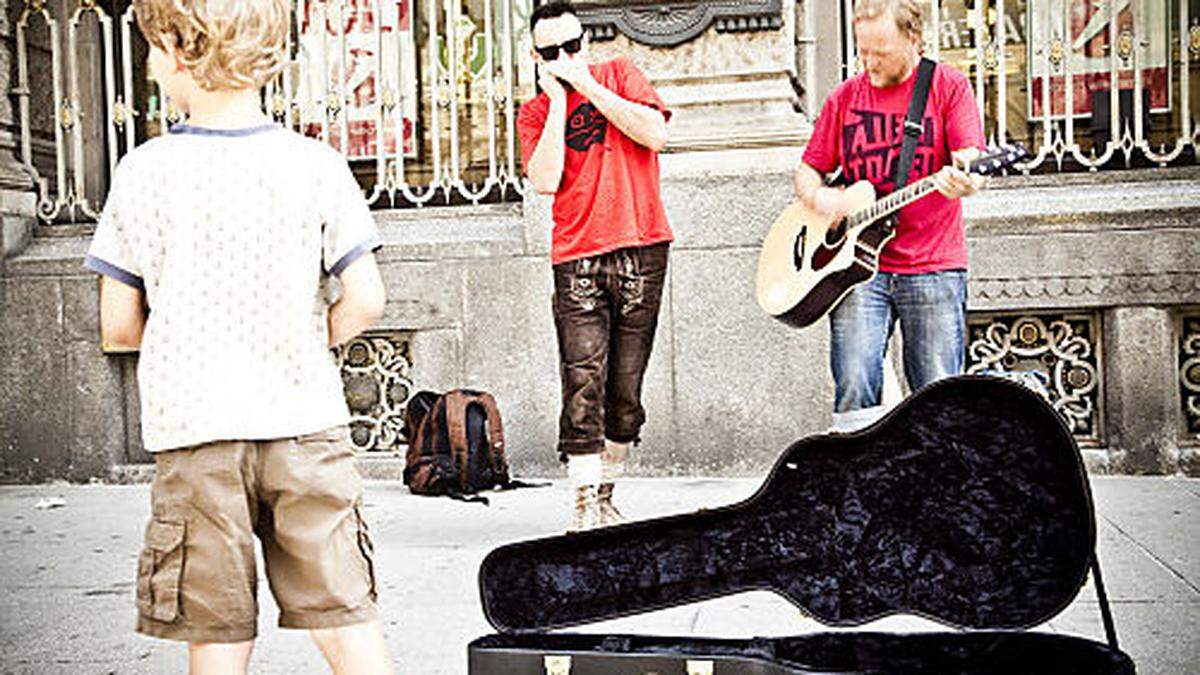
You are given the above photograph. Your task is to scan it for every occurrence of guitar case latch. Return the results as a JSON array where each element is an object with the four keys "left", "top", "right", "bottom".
[{"left": 543, "top": 654, "right": 571, "bottom": 674}]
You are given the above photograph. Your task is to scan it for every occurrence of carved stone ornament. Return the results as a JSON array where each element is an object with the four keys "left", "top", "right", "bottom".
[{"left": 575, "top": 0, "right": 783, "bottom": 46}]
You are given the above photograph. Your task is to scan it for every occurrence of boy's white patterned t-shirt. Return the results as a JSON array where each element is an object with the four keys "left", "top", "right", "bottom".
[{"left": 86, "top": 124, "right": 380, "bottom": 452}]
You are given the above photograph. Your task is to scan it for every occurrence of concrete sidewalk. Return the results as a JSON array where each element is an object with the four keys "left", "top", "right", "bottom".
[{"left": 1, "top": 476, "right": 1197, "bottom": 674}]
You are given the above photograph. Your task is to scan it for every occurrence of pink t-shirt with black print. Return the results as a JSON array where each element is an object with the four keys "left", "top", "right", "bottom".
[{"left": 803, "top": 62, "right": 985, "bottom": 274}]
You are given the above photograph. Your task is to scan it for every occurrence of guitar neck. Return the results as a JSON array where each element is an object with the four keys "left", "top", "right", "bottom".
[
  {"left": 846, "top": 174, "right": 941, "bottom": 229},
  {"left": 841, "top": 147, "right": 1025, "bottom": 230}
]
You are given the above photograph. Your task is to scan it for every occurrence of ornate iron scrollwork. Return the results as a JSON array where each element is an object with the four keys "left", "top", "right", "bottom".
[
  {"left": 337, "top": 332, "right": 415, "bottom": 452},
  {"left": 576, "top": 0, "right": 782, "bottom": 47},
  {"left": 111, "top": 98, "right": 135, "bottom": 128},
  {"left": 981, "top": 42, "right": 999, "bottom": 76},
  {"left": 1180, "top": 313, "right": 1200, "bottom": 437},
  {"left": 966, "top": 313, "right": 1102, "bottom": 443},
  {"left": 59, "top": 99, "right": 76, "bottom": 131},
  {"left": 1048, "top": 37, "right": 1064, "bottom": 72},
  {"left": 1116, "top": 29, "right": 1134, "bottom": 63}
]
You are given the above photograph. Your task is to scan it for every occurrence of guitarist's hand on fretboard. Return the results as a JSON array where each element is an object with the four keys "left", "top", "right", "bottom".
[{"left": 933, "top": 148, "right": 987, "bottom": 199}]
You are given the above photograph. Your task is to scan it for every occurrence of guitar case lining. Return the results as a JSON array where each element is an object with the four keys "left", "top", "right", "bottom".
[{"left": 471, "top": 376, "right": 1136, "bottom": 673}]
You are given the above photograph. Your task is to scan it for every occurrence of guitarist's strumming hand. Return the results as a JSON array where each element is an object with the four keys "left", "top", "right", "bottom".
[
  {"left": 793, "top": 161, "right": 852, "bottom": 219},
  {"left": 810, "top": 186, "right": 853, "bottom": 219},
  {"left": 932, "top": 148, "right": 986, "bottom": 200}
]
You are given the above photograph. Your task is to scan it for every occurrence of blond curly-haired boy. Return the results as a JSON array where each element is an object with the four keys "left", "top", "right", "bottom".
[{"left": 86, "top": 1, "right": 394, "bottom": 672}]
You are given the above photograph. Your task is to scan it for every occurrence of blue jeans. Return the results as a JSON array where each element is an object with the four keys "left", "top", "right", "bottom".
[{"left": 829, "top": 270, "right": 968, "bottom": 430}]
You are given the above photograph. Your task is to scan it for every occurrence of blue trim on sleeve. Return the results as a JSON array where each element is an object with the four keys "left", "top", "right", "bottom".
[
  {"left": 330, "top": 238, "right": 383, "bottom": 276},
  {"left": 84, "top": 254, "right": 145, "bottom": 292}
]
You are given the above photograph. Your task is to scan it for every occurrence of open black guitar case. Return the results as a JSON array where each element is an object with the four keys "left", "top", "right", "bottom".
[{"left": 470, "top": 375, "right": 1136, "bottom": 673}]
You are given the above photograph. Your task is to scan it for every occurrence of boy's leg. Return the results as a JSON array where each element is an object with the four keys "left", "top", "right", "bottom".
[
  {"left": 188, "top": 642, "right": 254, "bottom": 674},
  {"left": 552, "top": 255, "right": 612, "bottom": 529},
  {"left": 257, "top": 428, "right": 393, "bottom": 671},
  {"left": 602, "top": 243, "right": 670, "bottom": 523},
  {"left": 310, "top": 620, "right": 394, "bottom": 675}
]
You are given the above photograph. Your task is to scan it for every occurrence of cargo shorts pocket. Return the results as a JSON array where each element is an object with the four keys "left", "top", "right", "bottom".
[
  {"left": 136, "top": 519, "right": 186, "bottom": 623},
  {"left": 352, "top": 505, "right": 378, "bottom": 602}
]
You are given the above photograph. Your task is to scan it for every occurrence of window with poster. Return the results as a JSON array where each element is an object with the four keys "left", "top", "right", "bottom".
[
  {"left": 294, "top": 0, "right": 419, "bottom": 160},
  {"left": 907, "top": 0, "right": 1196, "bottom": 167},
  {"left": 290, "top": 0, "right": 537, "bottom": 201}
]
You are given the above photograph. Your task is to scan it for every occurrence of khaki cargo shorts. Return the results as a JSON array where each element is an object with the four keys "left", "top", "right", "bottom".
[{"left": 136, "top": 426, "right": 378, "bottom": 643}]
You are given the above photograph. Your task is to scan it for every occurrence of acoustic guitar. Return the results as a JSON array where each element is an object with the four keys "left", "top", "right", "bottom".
[{"left": 755, "top": 145, "right": 1028, "bottom": 329}]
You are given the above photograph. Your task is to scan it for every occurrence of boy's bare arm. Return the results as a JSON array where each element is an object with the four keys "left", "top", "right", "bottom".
[
  {"left": 99, "top": 276, "right": 147, "bottom": 352},
  {"left": 329, "top": 253, "right": 387, "bottom": 348}
]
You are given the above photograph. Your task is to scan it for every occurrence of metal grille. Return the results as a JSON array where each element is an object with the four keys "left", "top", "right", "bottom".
[
  {"left": 1180, "top": 311, "right": 1200, "bottom": 441},
  {"left": 337, "top": 332, "right": 414, "bottom": 452},
  {"left": 966, "top": 311, "right": 1103, "bottom": 444}
]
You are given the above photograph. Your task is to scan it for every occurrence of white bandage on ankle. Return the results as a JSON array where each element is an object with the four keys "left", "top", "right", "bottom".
[
  {"left": 567, "top": 453, "right": 603, "bottom": 489},
  {"left": 601, "top": 458, "right": 625, "bottom": 483}
]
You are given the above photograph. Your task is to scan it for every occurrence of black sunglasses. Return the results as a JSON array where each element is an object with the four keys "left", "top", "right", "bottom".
[{"left": 535, "top": 36, "right": 583, "bottom": 61}]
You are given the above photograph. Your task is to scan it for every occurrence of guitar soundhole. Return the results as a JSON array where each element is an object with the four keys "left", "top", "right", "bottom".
[
  {"left": 793, "top": 227, "right": 807, "bottom": 271},
  {"left": 811, "top": 220, "right": 847, "bottom": 273},
  {"left": 824, "top": 221, "right": 846, "bottom": 247}
]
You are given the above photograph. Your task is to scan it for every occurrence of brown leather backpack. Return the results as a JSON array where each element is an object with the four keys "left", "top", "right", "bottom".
[{"left": 402, "top": 389, "right": 517, "bottom": 504}]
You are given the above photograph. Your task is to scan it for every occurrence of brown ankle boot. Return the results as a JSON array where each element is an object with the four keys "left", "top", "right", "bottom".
[
  {"left": 597, "top": 482, "right": 625, "bottom": 526},
  {"left": 570, "top": 485, "right": 601, "bottom": 532}
]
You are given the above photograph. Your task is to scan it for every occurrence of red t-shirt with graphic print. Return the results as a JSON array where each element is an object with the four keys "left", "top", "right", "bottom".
[
  {"left": 517, "top": 57, "right": 674, "bottom": 265},
  {"left": 802, "top": 62, "right": 984, "bottom": 274}
]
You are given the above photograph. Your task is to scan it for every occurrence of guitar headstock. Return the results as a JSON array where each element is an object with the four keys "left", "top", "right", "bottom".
[{"left": 968, "top": 143, "right": 1030, "bottom": 176}]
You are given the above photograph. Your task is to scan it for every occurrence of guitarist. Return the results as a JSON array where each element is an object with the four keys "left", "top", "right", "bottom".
[{"left": 793, "top": 0, "right": 987, "bottom": 432}]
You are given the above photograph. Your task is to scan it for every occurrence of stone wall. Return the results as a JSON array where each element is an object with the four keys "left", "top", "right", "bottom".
[{"left": 2, "top": 150, "right": 1197, "bottom": 481}]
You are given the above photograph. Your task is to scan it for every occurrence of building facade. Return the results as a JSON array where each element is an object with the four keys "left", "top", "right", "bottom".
[{"left": 1, "top": 0, "right": 1197, "bottom": 482}]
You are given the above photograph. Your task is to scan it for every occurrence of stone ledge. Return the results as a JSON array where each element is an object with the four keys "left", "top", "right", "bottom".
[
  {"left": 110, "top": 455, "right": 410, "bottom": 484},
  {"left": 3, "top": 235, "right": 88, "bottom": 277},
  {"left": 971, "top": 272, "right": 1200, "bottom": 309},
  {"left": 374, "top": 203, "right": 526, "bottom": 261},
  {"left": 966, "top": 166, "right": 1200, "bottom": 230},
  {"left": 4, "top": 203, "right": 530, "bottom": 277}
]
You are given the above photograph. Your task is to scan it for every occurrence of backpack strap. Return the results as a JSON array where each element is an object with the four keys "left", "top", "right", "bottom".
[
  {"left": 892, "top": 57, "right": 937, "bottom": 192},
  {"left": 472, "top": 392, "right": 508, "bottom": 477},
  {"left": 442, "top": 390, "right": 473, "bottom": 492}
]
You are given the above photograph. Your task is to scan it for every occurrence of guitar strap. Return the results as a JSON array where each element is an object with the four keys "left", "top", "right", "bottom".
[{"left": 892, "top": 57, "right": 937, "bottom": 192}]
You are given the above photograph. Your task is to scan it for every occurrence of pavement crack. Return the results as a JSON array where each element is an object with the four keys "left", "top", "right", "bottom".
[
  {"left": 1102, "top": 515, "right": 1200, "bottom": 596},
  {"left": 1168, "top": 479, "right": 1200, "bottom": 501}
]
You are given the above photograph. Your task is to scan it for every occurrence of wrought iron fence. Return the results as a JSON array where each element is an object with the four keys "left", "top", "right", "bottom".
[
  {"left": 17, "top": 0, "right": 1200, "bottom": 226},
  {"left": 838, "top": 0, "right": 1200, "bottom": 172},
  {"left": 15, "top": 0, "right": 537, "bottom": 224}
]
